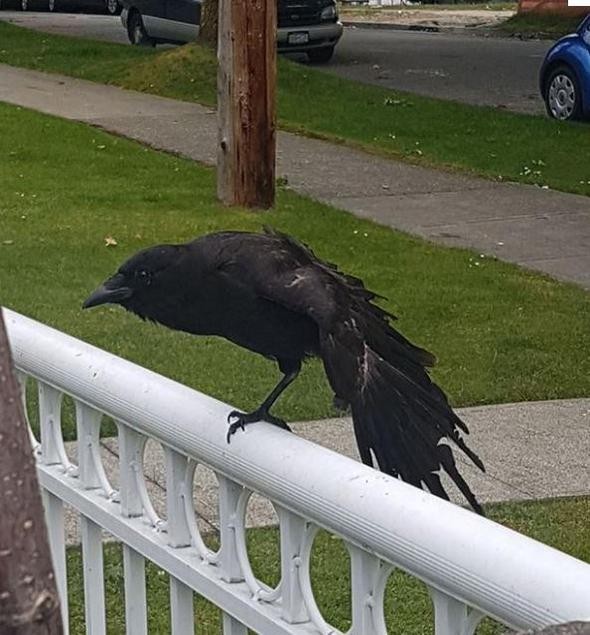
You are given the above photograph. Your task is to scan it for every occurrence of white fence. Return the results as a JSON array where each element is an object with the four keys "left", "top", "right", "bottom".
[{"left": 5, "top": 307, "right": 590, "bottom": 635}]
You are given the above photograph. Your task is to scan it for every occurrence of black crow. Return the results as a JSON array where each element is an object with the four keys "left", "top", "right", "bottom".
[{"left": 83, "top": 228, "right": 485, "bottom": 513}]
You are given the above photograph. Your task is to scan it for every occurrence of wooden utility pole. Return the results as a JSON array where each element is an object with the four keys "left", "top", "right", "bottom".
[
  {"left": 217, "top": 0, "right": 277, "bottom": 209},
  {"left": 0, "top": 310, "right": 63, "bottom": 635}
]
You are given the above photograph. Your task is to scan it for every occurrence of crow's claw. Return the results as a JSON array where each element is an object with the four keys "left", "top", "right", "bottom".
[
  {"left": 226, "top": 419, "right": 246, "bottom": 444},
  {"left": 226, "top": 409, "right": 291, "bottom": 444}
]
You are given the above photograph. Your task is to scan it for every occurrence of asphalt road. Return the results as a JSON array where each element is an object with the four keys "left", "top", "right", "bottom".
[
  {"left": 330, "top": 27, "right": 550, "bottom": 114},
  {"left": 0, "top": 11, "right": 551, "bottom": 114}
]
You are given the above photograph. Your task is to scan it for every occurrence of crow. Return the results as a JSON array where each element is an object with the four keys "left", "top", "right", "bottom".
[{"left": 83, "top": 228, "right": 485, "bottom": 513}]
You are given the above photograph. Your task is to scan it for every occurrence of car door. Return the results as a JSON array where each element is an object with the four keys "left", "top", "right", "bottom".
[
  {"left": 138, "top": 0, "right": 168, "bottom": 39},
  {"left": 164, "top": 0, "right": 201, "bottom": 42}
]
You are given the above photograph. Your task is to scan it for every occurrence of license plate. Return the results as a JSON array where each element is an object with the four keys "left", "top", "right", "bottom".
[{"left": 288, "top": 31, "right": 309, "bottom": 45}]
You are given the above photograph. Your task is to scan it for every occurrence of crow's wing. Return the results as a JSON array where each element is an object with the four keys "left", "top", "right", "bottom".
[{"left": 215, "top": 229, "right": 484, "bottom": 513}]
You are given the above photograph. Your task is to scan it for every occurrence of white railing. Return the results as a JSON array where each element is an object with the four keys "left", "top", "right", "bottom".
[{"left": 4, "top": 307, "right": 590, "bottom": 635}]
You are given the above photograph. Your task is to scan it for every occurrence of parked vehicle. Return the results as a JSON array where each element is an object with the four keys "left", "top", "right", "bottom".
[
  {"left": 539, "top": 13, "right": 590, "bottom": 121},
  {"left": 120, "top": 0, "right": 343, "bottom": 63},
  {"left": 1, "top": 0, "right": 121, "bottom": 15}
]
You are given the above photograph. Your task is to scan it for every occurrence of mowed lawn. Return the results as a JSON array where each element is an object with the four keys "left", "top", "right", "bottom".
[
  {"left": 0, "top": 21, "right": 589, "bottom": 197},
  {"left": 1, "top": 102, "right": 589, "bottom": 440}
]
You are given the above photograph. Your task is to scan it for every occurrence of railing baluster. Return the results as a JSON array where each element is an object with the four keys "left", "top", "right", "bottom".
[
  {"left": 170, "top": 576, "right": 194, "bottom": 635},
  {"left": 430, "top": 588, "right": 483, "bottom": 635},
  {"left": 222, "top": 612, "right": 248, "bottom": 635},
  {"left": 217, "top": 474, "right": 244, "bottom": 583},
  {"left": 38, "top": 381, "right": 74, "bottom": 472},
  {"left": 123, "top": 545, "right": 147, "bottom": 635},
  {"left": 117, "top": 423, "right": 145, "bottom": 519},
  {"left": 165, "top": 447, "right": 191, "bottom": 548},
  {"left": 15, "top": 370, "right": 39, "bottom": 451},
  {"left": 75, "top": 401, "right": 114, "bottom": 497},
  {"left": 277, "top": 507, "right": 309, "bottom": 624},
  {"left": 42, "top": 490, "right": 69, "bottom": 635},
  {"left": 80, "top": 516, "right": 106, "bottom": 635},
  {"left": 348, "top": 544, "right": 392, "bottom": 635}
]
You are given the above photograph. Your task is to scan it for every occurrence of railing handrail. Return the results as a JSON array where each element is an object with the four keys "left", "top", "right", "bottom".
[{"left": 5, "top": 308, "right": 590, "bottom": 630}]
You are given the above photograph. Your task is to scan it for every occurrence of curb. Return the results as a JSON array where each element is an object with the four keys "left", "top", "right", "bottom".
[{"left": 341, "top": 19, "right": 498, "bottom": 36}]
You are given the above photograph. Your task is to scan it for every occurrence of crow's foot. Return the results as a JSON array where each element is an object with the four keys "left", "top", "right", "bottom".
[{"left": 226, "top": 409, "right": 291, "bottom": 443}]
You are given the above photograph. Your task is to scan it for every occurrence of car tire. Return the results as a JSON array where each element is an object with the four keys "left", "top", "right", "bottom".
[
  {"left": 128, "top": 11, "right": 154, "bottom": 46},
  {"left": 307, "top": 46, "right": 334, "bottom": 64},
  {"left": 105, "top": 0, "right": 120, "bottom": 15},
  {"left": 544, "top": 64, "right": 583, "bottom": 121}
]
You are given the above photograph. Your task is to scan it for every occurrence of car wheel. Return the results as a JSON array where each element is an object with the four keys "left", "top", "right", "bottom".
[
  {"left": 128, "top": 11, "right": 154, "bottom": 46},
  {"left": 307, "top": 46, "right": 335, "bottom": 64},
  {"left": 545, "top": 65, "right": 583, "bottom": 121},
  {"left": 105, "top": 0, "right": 120, "bottom": 15}
]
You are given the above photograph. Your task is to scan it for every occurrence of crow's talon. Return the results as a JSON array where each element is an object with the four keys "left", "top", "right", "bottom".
[
  {"left": 227, "top": 409, "right": 244, "bottom": 424},
  {"left": 226, "top": 420, "right": 246, "bottom": 444},
  {"left": 225, "top": 409, "right": 291, "bottom": 444}
]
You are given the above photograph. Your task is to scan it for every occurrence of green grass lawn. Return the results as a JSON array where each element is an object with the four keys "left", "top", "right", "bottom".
[
  {"left": 63, "top": 496, "right": 590, "bottom": 634},
  {"left": 497, "top": 12, "right": 585, "bottom": 38},
  {"left": 2, "top": 103, "right": 590, "bottom": 441},
  {"left": 1, "top": 21, "right": 589, "bottom": 197}
]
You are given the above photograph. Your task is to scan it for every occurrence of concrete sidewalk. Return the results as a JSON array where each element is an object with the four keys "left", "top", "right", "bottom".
[
  {"left": 61, "top": 398, "right": 590, "bottom": 544},
  {"left": 1, "top": 64, "right": 590, "bottom": 289}
]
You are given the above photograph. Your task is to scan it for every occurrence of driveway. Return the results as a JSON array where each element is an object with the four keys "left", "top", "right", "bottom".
[{"left": 0, "top": 11, "right": 551, "bottom": 114}]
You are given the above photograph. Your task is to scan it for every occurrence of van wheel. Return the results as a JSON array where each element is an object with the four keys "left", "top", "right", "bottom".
[
  {"left": 308, "top": 46, "right": 334, "bottom": 64},
  {"left": 128, "top": 11, "right": 154, "bottom": 46}
]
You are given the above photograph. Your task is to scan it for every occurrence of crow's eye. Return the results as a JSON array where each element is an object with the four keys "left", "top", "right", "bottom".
[{"left": 136, "top": 269, "right": 152, "bottom": 284}]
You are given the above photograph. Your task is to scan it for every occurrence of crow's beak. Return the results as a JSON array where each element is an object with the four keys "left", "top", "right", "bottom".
[{"left": 82, "top": 273, "right": 133, "bottom": 309}]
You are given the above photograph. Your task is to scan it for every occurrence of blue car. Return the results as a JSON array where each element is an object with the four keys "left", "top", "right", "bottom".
[{"left": 540, "top": 13, "right": 590, "bottom": 121}]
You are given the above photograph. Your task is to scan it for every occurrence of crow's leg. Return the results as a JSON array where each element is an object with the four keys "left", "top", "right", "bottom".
[{"left": 226, "top": 360, "right": 301, "bottom": 443}]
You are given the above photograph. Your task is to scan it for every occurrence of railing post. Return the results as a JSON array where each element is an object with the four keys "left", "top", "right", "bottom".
[
  {"left": 42, "top": 489, "right": 69, "bottom": 635},
  {"left": 222, "top": 612, "right": 248, "bottom": 635},
  {"left": 123, "top": 545, "right": 148, "bottom": 635},
  {"left": 76, "top": 402, "right": 107, "bottom": 635},
  {"left": 80, "top": 516, "right": 106, "bottom": 635},
  {"left": 165, "top": 447, "right": 195, "bottom": 633},
  {"left": 170, "top": 577, "right": 194, "bottom": 635}
]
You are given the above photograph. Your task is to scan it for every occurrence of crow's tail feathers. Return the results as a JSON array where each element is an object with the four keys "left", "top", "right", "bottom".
[{"left": 320, "top": 320, "right": 485, "bottom": 515}]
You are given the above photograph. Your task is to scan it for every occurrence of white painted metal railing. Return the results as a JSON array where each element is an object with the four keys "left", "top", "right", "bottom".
[{"left": 4, "top": 307, "right": 590, "bottom": 635}]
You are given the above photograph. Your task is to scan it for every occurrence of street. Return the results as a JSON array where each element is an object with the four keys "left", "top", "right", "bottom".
[
  {"left": 0, "top": 10, "right": 550, "bottom": 114},
  {"left": 329, "top": 27, "right": 549, "bottom": 114}
]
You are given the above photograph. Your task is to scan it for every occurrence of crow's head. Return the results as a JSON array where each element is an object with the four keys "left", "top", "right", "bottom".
[{"left": 82, "top": 244, "right": 181, "bottom": 311}]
